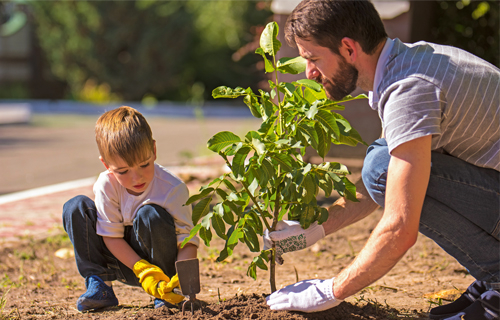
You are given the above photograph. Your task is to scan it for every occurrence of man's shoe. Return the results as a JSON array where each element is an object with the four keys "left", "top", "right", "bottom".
[
  {"left": 429, "top": 280, "right": 488, "bottom": 319},
  {"left": 443, "top": 289, "right": 500, "bottom": 320},
  {"left": 77, "top": 275, "right": 119, "bottom": 312},
  {"left": 154, "top": 298, "right": 178, "bottom": 309}
]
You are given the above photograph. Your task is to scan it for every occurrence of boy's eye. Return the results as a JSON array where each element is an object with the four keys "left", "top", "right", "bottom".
[
  {"left": 140, "top": 163, "right": 150, "bottom": 168},
  {"left": 117, "top": 170, "right": 128, "bottom": 175}
]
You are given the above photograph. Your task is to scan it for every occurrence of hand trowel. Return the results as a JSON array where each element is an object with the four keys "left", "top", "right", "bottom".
[{"left": 173, "top": 258, "right": 201, "bottom": 315}]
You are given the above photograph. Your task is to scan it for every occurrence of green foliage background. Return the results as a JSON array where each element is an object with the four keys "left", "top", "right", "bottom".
[
  {"left": 431, "top": 0, "right": 499, "bottom": 67},
  {"left": 29, "top": 1, "right": 271, "bottom": 101}
]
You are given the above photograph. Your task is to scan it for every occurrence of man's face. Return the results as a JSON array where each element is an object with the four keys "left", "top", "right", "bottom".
[
  {"left": 100, "top": 148, "right": 156, "bottom": 196},
  {"left": 296, "top": 37, "right": 358, "bottom": 101}
]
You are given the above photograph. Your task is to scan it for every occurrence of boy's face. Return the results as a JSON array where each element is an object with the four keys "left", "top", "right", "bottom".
[{"left": 100, "top": 144, "right": 157, "bottom": 196}]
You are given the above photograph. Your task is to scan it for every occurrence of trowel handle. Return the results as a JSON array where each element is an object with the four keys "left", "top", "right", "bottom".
[{"left": 173, "top": 287, "right": 189, "bottom": 298}]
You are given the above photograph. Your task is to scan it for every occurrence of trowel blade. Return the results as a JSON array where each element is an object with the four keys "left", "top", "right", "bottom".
[{"left": 175, "top": 258, "right": 200, "bottom": 296}]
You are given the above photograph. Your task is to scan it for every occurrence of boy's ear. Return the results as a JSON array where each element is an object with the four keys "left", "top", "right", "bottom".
[
  {"left": 153, "top": 140, "right": 157, "bottom": 158},
  {"left": 99, "top": 156, "right": 110, "bottom": 170}
]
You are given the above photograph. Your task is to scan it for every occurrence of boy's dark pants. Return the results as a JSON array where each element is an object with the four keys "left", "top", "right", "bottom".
[{"left": 62, "top": 195, "right": 178, "bottom": 286}]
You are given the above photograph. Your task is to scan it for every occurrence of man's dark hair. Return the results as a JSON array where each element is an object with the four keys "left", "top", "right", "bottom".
[{"left": 285, "top": 0, "right": 387, "bottom": 55}]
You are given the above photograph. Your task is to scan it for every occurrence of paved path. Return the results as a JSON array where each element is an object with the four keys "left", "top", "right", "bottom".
[{"left": 0, "top": 110, "right": 370, "bottom": 244}]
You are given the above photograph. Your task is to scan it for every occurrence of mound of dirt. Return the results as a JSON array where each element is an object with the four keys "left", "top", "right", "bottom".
[{"left": 108, "top": 293, "right": 402, "bottom": 320}]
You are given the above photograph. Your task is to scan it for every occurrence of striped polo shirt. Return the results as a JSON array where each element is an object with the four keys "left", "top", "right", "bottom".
[{"left": 371, "top": 38, "right": 499, "bottom": 171}]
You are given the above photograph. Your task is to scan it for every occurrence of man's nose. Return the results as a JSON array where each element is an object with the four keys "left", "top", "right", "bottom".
[{"left": 306, "top": 61, "right": 319, "bottom": 80}]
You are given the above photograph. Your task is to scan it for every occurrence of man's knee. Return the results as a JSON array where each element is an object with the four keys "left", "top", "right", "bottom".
[{"left": 362, "top": 139, "right": 390, "bottom": 207}]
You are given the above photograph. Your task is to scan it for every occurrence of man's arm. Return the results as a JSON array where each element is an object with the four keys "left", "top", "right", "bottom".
[
  {"left": 333, "top": 135, "right": 432, "bottom": 299},
  {"left": 322, "top": 178, "right": 380, "bottom": 235}
]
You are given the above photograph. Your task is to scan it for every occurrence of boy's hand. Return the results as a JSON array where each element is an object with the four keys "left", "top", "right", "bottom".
[
  {"left": 132, "top": 259, "right": 184, "bottom": 303},
  {"left": 158, "top": 274, "right": 184, "bottom": 304}
]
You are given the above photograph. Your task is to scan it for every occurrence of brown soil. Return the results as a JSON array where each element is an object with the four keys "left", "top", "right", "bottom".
[{"left": 0, "top": 197, "right": 473, "bottom": 320}]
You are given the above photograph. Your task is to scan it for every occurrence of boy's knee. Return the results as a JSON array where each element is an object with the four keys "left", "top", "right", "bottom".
[
  {"left": 135, "top": 204, "right": 174, "bottom": 227},
  {"left": 63, "top": 195, "right": 93, "bottom": 218}
]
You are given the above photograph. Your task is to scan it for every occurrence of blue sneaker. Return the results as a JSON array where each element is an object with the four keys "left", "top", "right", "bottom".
[
  {"left": 154, "top": 298, "right": 178, "bottom": 309},
  {"left": 77, "top": 275, "right": 119, "bottom": 312}
]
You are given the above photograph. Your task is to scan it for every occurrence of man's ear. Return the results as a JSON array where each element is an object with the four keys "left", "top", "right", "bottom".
[
  {"left": 340, "top": 37, "right": 359, "bottom": 63},
  {"left": 99, "top": 156, "right": 110, "bottom": 170}
]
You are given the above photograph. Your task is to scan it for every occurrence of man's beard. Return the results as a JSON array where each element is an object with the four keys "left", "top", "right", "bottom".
[{"left": 320, "top": 57, "right": 358, "bottom": 101}]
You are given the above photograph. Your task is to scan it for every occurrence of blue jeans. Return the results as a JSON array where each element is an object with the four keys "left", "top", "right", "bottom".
[
  {"left": 362, "top": 139, "right": 500, "bottom": 283},
  {"left": 62, "top": 195, "right": 178, "bottom": 285}
]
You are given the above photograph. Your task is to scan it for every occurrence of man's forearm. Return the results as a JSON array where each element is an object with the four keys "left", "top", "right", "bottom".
[
  {"left": 322, "top": 178, "right": 379, "bottom": 235},
  {"left": 331, "top": 135, "right": 432, "bottom": 300}
]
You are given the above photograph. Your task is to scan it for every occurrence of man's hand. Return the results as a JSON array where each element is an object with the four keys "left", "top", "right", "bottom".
[
  {"left": 132, "top": 259, "right": 184, "bottom": 303},
  {"left": 263, "top": 220, "right": 325, "bottom": 264},
  {"left": 266, "top": 278, "right": 342, "bottom": 312}
]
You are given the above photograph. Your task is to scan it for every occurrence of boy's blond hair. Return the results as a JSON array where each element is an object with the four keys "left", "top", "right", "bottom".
[{"left": 95, "top": 106, "right": 154, "bottom": 166}]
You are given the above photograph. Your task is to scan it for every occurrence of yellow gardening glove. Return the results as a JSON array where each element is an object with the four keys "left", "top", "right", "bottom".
[
  {"left": 158, "top": 274, "right": 184, "bottom": 304},
  {"left": 132, "top": 259, "right": 171, "bottom": 299}
]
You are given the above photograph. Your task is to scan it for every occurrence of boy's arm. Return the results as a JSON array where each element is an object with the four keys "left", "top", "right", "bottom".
[
  {"left": 103, "top": 236, "right": 141, "bottom": 269},
  {"left": 177, "top": 243, "right": 197, "bottom": 261}
]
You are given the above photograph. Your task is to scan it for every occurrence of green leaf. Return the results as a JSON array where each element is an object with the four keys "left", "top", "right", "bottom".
[
  {"left": 201, "top": 212, "right": 213, "bottom": 229},
  {"left": 318, "top": 207, "right": 329, "bottom": 224},
  {"left": 304, "top": 88, "right": 327, "bottom": 104},
  {"left": 199, "top": 225, "right": 212, "bottom": 247},
  {"left": 212, "top": 86, "right": 247, "bottom": 99},
  {"left": 272, "top": 153, "right": 293, "bottom": 172},
  {"left": 299, "top": 205, "right": 316, "bottom": 229},
  {"left": 255, "top": 47, "right": 275, "bottom": 73},
  {"left": 316, "top": 110, "right": 340, "bottom": 139},
  {"left": 302, "top": 174, "right": 317, "bottom": 204},
  {"left": 296, "top": 79, "right": 322, "bottom": 92},
  {"left": 248, "top": 177, "right": 259, "bottom": 196},
  {"left": 222, "top": 179, "right": 237, "bottom": 193},
  {"left": 314, "top": 122, "right": 331, "bottom": 158},
  {"left": 336, "top": 93, "right": 368, "bottom": 103},
  {"left": 243, "top": 224, "right": 260, "bottom": 252},
  {"left": 244, "top": 94, "right": 262, "bottom": 118},
  {"left": 212, "top": 213, "right": 227, "bottom": 240},
  {"left": 276, "top": 56, "right": 306, "bottom": 74},
  {"left": 192, "top": 197, "right": 212, "bottom": 225},
  {"left": 215, "top": 188, "right": 229, "bottom": 201},
  {"left": 232, "top": 146, "right": 251, "bottom": 180},
  {"left": 247, "top": 261, "right": 257, "bottom": 280},
  {"left": 278, "top": 82, "right": 296, "bottom": 97},
  {"left": 260, "top": 21, "right": 281, "bottom": 57},
  {"left": 297, "top": 123, "right": 319, "bottom": 149},
  {"left": 247, "top": 210, "right": 264, "bottom": 235},
  {"left": 306, "top": 101, "right": 319, "bottom": 119},
  {"left": 342, "top": 177, "right": 359, "bottom": 202},
  {"left": 251, "top": 138, "right": 266, "bottom": 155},
  {"left": 207, "top": 131, "right": 241, "bottom": 153},
  {"left": 222, "top": 203, "right": 237, "bottom": 225},
  {"left": 180, "top": 224, "right": 201, "bottom": 248},
  {"left": 317, "top": 99, "right": 345, "bottom": 111},
  {"left": 185, "top": 187, "right": 214, "bottom": 205}
]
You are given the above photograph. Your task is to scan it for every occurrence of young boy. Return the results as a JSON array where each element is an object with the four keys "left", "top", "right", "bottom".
[{"left": 62, "top": 106, "right": 199, "bottom": 312}]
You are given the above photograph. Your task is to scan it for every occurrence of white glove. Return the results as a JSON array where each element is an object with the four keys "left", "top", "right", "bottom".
[
  {"left": 263, "top": 220, "right": 325, "bottom": 264},
  {"left": 266, "top": 278, "right": 342, "bottom": 312}
]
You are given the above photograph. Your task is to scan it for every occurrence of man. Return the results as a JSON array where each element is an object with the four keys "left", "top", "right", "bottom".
[{"left": 263, "top": 1, "right": 500, "bottom": 319}]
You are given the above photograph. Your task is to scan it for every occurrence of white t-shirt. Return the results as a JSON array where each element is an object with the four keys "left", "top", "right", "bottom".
[{"left": 93, "top": 163, "right": 199, "bottom": 248}]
